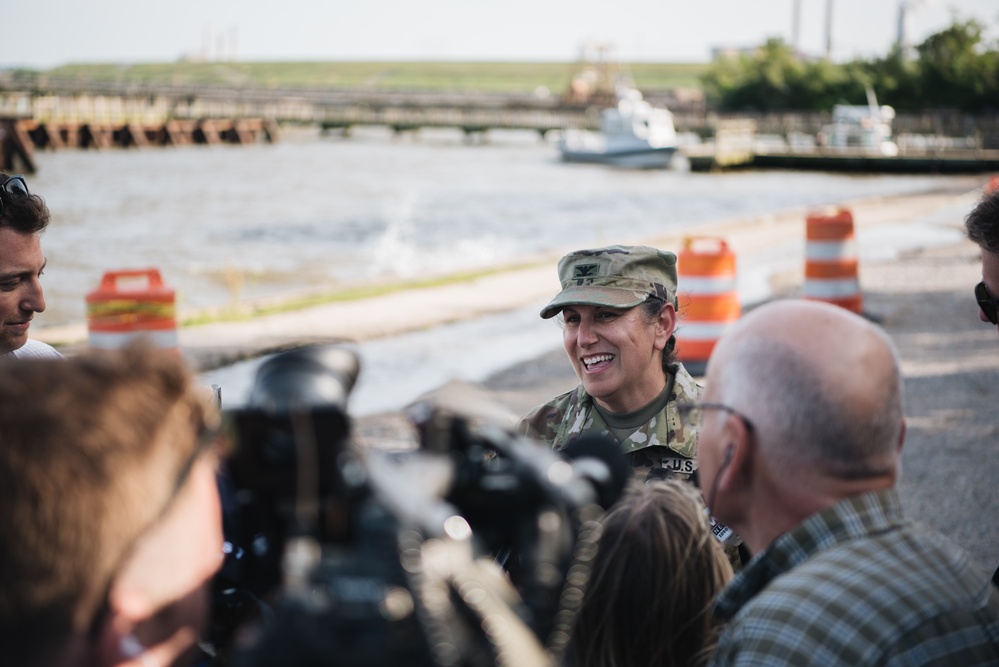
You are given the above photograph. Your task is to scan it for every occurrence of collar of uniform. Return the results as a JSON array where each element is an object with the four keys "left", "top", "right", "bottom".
[{"left": 553, "top": 362, "right": 700, "bottom": 457}]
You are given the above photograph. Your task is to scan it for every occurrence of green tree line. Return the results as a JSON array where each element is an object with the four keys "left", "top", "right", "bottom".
[{"left": 702, "top": 18, "right": 999, "bottom": 112}]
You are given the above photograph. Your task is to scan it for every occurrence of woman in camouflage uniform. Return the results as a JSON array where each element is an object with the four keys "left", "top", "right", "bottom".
[{"left": 519, "top": 245, "right": 701, "bottom": 482}]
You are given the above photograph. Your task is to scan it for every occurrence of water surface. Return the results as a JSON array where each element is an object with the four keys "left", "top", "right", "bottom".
[{"left": 30, "top": 126, "right": 954, "bottom": 325}]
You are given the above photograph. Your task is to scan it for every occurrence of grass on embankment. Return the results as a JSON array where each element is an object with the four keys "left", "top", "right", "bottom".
[
  {"left": 41, "top": 60, "right": 707, "bottom": 94},
  {"left": 179, "top": 260, "right": 543, "bottom": 328}
]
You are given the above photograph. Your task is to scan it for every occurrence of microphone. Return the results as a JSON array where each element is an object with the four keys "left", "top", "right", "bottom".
[
  {"left": 473, "top": 426, "right": 632, "bottom": 511},
  {"left": 561, "top": 434, "right": 633, "bottom": 510},
  {"left": 247, "top": 344, "right": 361, "bottom": 414}
]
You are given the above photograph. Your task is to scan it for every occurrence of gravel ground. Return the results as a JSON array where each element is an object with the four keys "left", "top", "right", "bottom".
[{"left": 864, "top": 240, "right": 999, "bottom": 574}]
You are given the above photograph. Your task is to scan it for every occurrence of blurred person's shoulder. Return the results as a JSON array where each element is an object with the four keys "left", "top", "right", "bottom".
[
  {"left": 8, "top": 339, "right": 64, "bottom": 360},
  {"left": 518, "top": 385, "right": 587, "bottom": 445}
]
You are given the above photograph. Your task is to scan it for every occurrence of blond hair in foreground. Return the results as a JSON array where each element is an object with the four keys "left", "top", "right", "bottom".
[
  {"left": 572, "top": 479, "right": 733, "bottom": 667},
  {"left": 0, "top": 345, "right": 214, "bottom": 667}
]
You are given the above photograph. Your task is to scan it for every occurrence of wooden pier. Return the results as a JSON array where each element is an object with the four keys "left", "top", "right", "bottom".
[
  {"left": 21, "top": 117, "right": 273, "bottom": 148},
  {"left": 683, "top": 144, "right": 999, "bottom": 174},
  {"left": 1, "top": 116, "right": 276, "bottom": 173},
  {"left": 0, "top": 79, "right": 595, "bottom": 172},
  {"left": 680, "top": 117, "right": 999, "bottom": 174},
  {"left": 0, "top": 118, "right": 37, "bottom": 173}
]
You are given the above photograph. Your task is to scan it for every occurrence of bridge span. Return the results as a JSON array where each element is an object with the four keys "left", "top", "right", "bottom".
[
  {"left": 0, "top": 78, "right": 610, "bottom": 172},
  {"left": 2, "top": 79, "right": 600, "bottom": 132}
]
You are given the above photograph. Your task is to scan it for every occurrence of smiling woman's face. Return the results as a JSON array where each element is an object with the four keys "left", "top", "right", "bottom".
[{"left": 561, "top": 303, "right": 673, "bottom": 414}]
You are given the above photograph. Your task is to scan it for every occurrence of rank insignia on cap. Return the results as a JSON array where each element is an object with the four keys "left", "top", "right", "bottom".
[{"left": 573, "top": 264, "right": 600, "bottom": 282}]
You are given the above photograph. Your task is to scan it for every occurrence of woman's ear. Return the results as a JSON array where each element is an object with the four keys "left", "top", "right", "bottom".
[{"left": 655, "top": 303, "right": 677, "bottom": 350}]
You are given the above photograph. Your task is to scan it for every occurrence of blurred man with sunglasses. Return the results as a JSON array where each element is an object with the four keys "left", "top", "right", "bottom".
[
  {"left": 964, "top": 185, "right": 999, "bottom": 588},
  {"left": 966, "top": 186, "right": 999, "bottom": 334},
  {"left": 0, "top": 345, "right": 224, "bottom": 667},
  {"left": 0, "top": 172, "right": 62, "bottom": 359},
  {"left": 693, "top": 299, "right": 999, "bottom": 667}
]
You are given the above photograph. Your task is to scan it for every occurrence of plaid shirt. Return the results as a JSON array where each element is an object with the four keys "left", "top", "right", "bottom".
[{"left": 711, "top": 490, "right": 999, "bottom": 666}]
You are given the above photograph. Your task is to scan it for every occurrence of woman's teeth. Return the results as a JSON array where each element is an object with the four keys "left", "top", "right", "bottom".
[{"left": 583, "top": 354, "right": 614, "bottom": 369}]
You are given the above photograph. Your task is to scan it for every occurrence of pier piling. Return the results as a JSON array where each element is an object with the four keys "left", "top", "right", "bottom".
[{"left": 0, "top": 118, "right": 37, "bottom": 173}]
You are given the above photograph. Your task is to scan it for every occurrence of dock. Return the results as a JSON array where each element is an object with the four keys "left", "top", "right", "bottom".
[
  {"left": 0, "top": 79, "right": 599, "bottom": 173},
  {"left": 683, "top": 145, "right": 999, "bottom": 173},
  {"left": 0, "top": 118, "right": 37, "bottom": 173},
  {"left": 1, "top": 116, "right": 276, "bottom": 173}
]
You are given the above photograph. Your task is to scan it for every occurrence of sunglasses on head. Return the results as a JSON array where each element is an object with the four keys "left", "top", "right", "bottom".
[
  {"left": 0, "top": 174, "right": 30, "bottom": 216},
  {"left": 974, "top": 281, "right": 999, "bottom": 325}
]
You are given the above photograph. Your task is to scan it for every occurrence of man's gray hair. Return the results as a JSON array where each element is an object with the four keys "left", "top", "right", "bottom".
[{"left": 713, "top": 332, "right": 904, "bottom": 480}]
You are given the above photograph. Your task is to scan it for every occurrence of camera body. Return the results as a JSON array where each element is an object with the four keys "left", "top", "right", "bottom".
[{"left": 212, "top": 345, "right": 627, "bottom": 667}]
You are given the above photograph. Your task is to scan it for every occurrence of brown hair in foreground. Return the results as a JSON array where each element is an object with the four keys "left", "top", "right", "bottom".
[
  {"left": 0, "top": 170, "right": 50, "bottom": 234},
  {"left": 571, "top": 479, "right": 734, "bottom": 667},
  {"left": 0, "top": 345, "right": 212, "bottom": 667}
]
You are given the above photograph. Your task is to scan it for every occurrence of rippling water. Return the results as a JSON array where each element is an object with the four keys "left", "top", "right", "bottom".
[{"left": 29, "top": 126, "right": 955, "bottom": 326}]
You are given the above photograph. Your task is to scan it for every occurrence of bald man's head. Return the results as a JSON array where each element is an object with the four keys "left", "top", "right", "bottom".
[{"left": 706, "top": 300, "right": 904, "bottom": 481}]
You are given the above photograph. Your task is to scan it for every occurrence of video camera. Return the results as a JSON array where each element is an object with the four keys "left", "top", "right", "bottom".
[{"left": 210, "top": 344, "right": 630, "bottom": 667}]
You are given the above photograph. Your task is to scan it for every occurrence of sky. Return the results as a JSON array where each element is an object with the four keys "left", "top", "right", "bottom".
[{"left": 2, "top": 0, "right": 998, "bottom": 68}]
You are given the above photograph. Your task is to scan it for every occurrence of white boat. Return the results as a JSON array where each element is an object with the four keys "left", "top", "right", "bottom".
[
  {"left": 817, "top": 89, "right": 899, "bottom": 156},
  {"left": 557, "top": 88, "right": 679, "bottom": 168}
]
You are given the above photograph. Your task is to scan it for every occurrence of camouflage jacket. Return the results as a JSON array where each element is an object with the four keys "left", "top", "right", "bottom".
[{"left": 518, "top": 363, "right": 701, "bottom": 481}]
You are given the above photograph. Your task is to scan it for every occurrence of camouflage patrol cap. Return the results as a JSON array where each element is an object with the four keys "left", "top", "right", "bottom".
[{"left": 540, "top": 245, "right": 678, "bottom": 319}]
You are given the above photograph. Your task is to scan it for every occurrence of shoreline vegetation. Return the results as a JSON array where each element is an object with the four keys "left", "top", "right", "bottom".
[
  {"left": 33, "top": 257, "right": 546, "bottom": 354},
  {"left": 12, "top": 61, "right": 709, "bottom": 94},
  {"left": 179, "top": 260, "right": 543, "bottom": 327}
]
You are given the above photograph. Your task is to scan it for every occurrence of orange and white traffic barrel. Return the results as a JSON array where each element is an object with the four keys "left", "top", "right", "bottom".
[
  {"left": 86, "top": 269, "right": 178, "bottom": 352},
  {"left": 804, "top": 208, "right": 862, "bottom": 314},
  {"left": 675, "top": 237, "right": 740, "bottom": 369}
]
